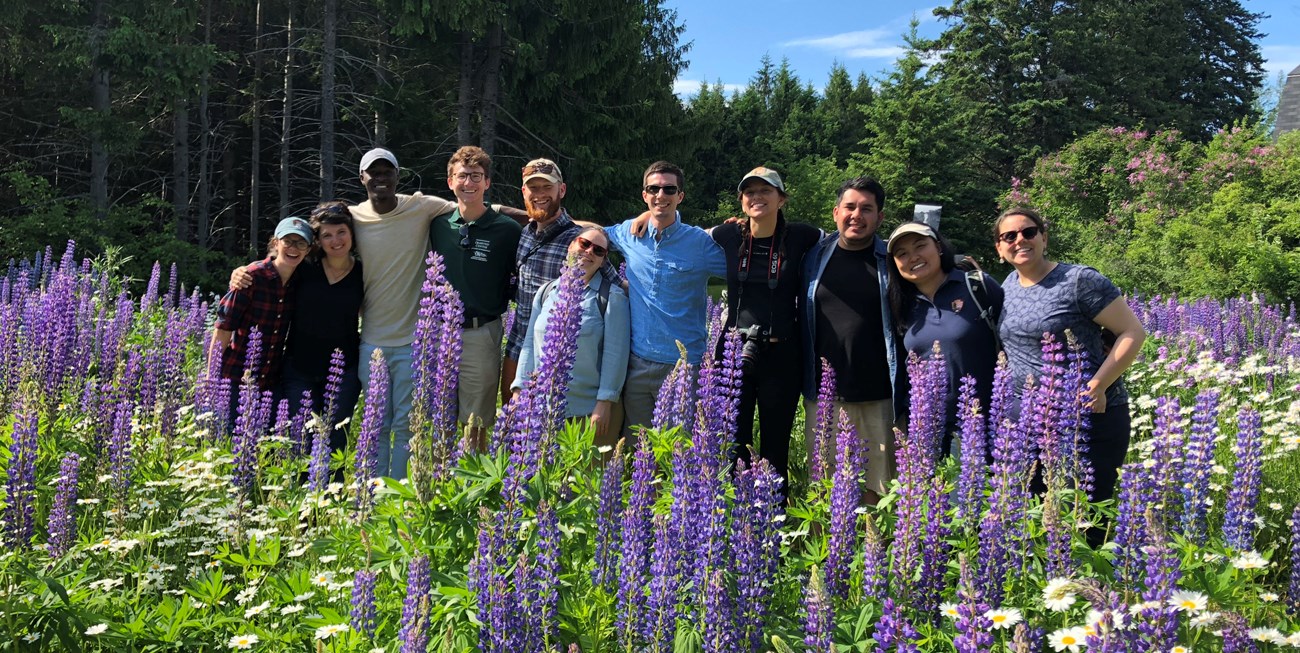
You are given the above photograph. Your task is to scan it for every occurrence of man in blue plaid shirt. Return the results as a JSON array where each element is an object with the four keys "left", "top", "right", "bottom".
[{"left": 501, "top": 158, "right": 618, "bottom": 403}]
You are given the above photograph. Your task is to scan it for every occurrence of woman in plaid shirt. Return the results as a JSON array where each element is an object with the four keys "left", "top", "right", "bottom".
[{"left": 211, "top": 217, "right": 314, "bottom": 418}]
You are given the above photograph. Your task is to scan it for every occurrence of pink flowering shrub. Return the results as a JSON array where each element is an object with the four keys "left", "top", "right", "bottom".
[{"left": 1005, "top": 125, "right": 1300, "bottom": 301}]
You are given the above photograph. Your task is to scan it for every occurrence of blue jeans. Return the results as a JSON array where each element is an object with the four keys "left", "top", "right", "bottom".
[
  {"left": 359, "top": 342, "right": 414, "bottom": 479},
  {"left": 281, "top": 362, "right": 362, "bottom": 459}
]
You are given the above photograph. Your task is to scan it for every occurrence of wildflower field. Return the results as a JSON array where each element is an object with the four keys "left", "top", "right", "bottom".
[{"left": 2, "top": 242, "right": 1300, "bottom": 653}]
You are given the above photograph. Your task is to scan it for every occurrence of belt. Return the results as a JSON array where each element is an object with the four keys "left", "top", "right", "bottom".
[{"left": 462, "top": 315, "right": 500, "bottom": 329}]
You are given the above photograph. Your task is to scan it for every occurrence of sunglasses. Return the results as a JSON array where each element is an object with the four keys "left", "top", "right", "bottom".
[
  {"left": 522, "top": 162, "right": 557, "bottom": 177},
  {"left": 575, "top": 236, "right": 608, "bottom": 257},
  {"left": 458, "top": 223, "right": 471, "bottom": 249},
  {"left": 997, "top": 226, "right": 1042, "bottom": 244},
  {"left": 644, "top": 184, "right": 680, "bottom": 196}
]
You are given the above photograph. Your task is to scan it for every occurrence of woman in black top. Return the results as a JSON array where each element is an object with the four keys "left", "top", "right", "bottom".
[
  {"left": 281, "top": 201, "right": 365, "bottom": 457},
  {"left": 712, "top": 167, "right": 822, "bottom": 488}
]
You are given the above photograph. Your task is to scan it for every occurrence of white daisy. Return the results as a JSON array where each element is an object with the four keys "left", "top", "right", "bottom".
[
  {"left": 1231, "top": 551, "right": 1269, "bottom": 570},
  {"left": 1168, "top": 590, "right": 1208, "bottom": 613},
  {"left": 1048, "top": 626, "right": 1088, "bottom": 653},
  {"left": 984, "top": 607, "right": 1023, "bottom": 630},
  {"left": 85, "top": 624, "right": 108, "bottom": 635},
  {"left": 939, "top": 602, "right": 961, "bottom": 618},
  {"left": 228, "top": 633, "right": 259, "bottom": 649},
  {"left": 314, "top": 623, "right": 348, "bottom": 640}
]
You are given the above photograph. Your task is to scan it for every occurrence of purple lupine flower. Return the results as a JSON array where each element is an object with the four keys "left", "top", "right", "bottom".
[
  {"left": 409, "top": 251, "right": 464, "bottom": 492},
  {"left": 810, "top": 358, "right": 837, "bottom": 484},
  {"left": 322, "top": 349, "right": 346, "bottom": 430},
  {"left": 732, "top": 458, "right": 784, "bottom": 651},
  {"left": 616, "top": 436, "right": 656, "bottom": 648},
  {"left": 1112, "top": 462, "right": 1159, "bottom": 587},
  {"left": 862, "top": 513, "right": 888, "bottom": 602},
  {"left": 107, "top": 398, "right": 135, "bottom": 515},
  {"left": 803, "top": 566, "right": 834, "bottom": 651},
  {"left": 230, "top": 329, "right": 265, "bottom": 498},
  {"left": 1136, "top": 535, "right": 1180, "bottom": 648},
  {"left": 696, "top": 329, "right": 743, "bottom": 459},
  {"left": 644, "top": 515, "right": 677, "bottom": 651},
  {"left": 3, "top": 410, "right": 39, "bottom": 548},
  {"left": 591, "top": 439, "right": 625, "bottom": 589},
  {"left": 1220, "top": 613, "right": 1260, "bottom": 653},
  {"left": 1182, "top": 389, "right": 1220, "bottom": 543},
  {"left": 976, "top": 358, "right": 1034, "bottom": 606},
  {"left": 290, "top": 389, "right": 313, "bottom": 459},
  {"left": 139, "top": 261, "right": 161, "bottom": 312},
  {"left": 1223, "top": 407, "right": 1263, "bottom": 551},
  {"left": 530, "top": 501, "right": 560, "bottom": 647},
  {"left": 891, "top": 352, "right": 946, "bottom": 603},
  {"left": 702, "top": 568, "right": 736, "bottom": 652},
  {"left": 1291, "top": 505, "right": 1300, "bottom": 615},
  {"left": 398, "top": 555, "right": 431, "bottom": 653},
  {"left": 954, "top": 375, "right": 987, "bottom": 526},
  {"left": 350, "top": 569, "right": 377, "bottom": 637},
  {"left": 267, "top": 399, "right": 291, "bottom": 463},
  {"left": 354, "top": 348, "right": 389, "bottom": 514},
  {"left": 953, "top": 556, "right": 994, "bottom": 653},
  {"left": 47, "top": 452, "right": 81, "bottom": 557},
  {"left": 652, "top": 359, "right": 695, "bottom": 433},
  {"left": 1081, "top": 586, "right": 1136, "bottom": 653},
  {"left": 825, "top": 407, "right": 860, "bottom": 600},
  {"left": 874, "top": 598, "right": 920, "bottom": 653}
]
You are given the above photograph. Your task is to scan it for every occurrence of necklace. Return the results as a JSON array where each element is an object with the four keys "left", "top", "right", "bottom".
[{"left": 324, "top": 257, "right": 354, "bottom": 284}]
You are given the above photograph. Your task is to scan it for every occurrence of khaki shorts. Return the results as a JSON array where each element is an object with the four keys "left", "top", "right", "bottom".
[
  {"left": 803, "top": 397, "right": 897, "bottom": 497},
  {"left": 459, "top": 320, "right": 504, "bottom": 431}
]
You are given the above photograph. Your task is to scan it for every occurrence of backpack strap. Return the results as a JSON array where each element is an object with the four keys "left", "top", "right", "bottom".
[
  {"left": 596, "top": 275, "right": 611, "bottom": 318},
  {"left": 963, "top": 270, "right": 1002, "bottom": 349}
]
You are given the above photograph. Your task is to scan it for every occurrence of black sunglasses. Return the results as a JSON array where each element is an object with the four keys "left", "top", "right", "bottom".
[
  {"left": 997, "top": 226, "right": 1042, "bottom": 244},
  {"left": 644, "top": 184, "right": 680, "bottom": 196},
  {"left": 522, "top": 162, "right": 557, "bottom": 176},
  {"left": 459, "top": 223, "right": 471, "bottom": 249},
  {"left": 575, "top": 236, "right": 608, "bottom": 257}
]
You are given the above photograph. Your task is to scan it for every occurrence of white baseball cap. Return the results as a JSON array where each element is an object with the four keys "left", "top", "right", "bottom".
[{"left": 359, "top": 148, "right": 399, "bottom": 175}]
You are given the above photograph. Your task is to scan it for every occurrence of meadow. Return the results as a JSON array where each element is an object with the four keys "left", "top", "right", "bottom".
[{"left": 1, "top": 242, "right": 1298, "bottom": 652}]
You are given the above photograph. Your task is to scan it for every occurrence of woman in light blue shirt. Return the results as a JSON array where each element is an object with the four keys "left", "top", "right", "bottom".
[{"left": 513, "top": 227, "right": 631, "bottom": 447}]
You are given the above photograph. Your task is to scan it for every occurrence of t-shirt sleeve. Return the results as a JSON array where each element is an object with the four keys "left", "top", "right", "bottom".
[
  {"left": 704, "top": 234, "right": 727, "bottom": 278},
  {"left": 214, "top": 287, "right": 250, "bottom": 331},
  {"left": 417, "top": 194, "right": 457, "bottom": 219},
  {"left": 1074, "top": 266, "right": 1122, "bottom": 319}
]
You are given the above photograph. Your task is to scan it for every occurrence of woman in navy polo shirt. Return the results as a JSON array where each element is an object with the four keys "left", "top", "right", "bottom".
[{"left": 886, "top": 222, "right": 1002, "bottom": 456}]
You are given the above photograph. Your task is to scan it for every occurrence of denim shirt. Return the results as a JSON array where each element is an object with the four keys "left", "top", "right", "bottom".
[
  {"left": 513, "top": 276, "right": 631, "bottom": 417},
  {"left": 608, "top": 213, "right": 726, "bottom": 365},
  {"left": 801, "top": 234, "right": 900, "bottom": 414}
]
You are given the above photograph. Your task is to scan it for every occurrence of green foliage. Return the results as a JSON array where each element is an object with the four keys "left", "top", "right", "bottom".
[{"left": 1008, "top": 127, "right": 1300, "bottom": 301}]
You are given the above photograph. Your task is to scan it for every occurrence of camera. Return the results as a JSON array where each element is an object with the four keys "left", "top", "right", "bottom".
[{"left": 738, "top": 325, "right": 768, "bottom": 376}]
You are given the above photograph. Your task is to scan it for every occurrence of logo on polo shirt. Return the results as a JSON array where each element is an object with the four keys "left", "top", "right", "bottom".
[{"left": 952, "top": 299, "right": 965, "bottom": 313}]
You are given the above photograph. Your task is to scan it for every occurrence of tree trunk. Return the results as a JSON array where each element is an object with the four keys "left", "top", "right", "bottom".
[
  {"left": 457, "top": 30, "right": 475, "bottom": 146},
  {"left": 374, "top": 24, "right": 388, "bottom": 144},
  {"left": 196, "top": 0, "right": 212, "bottom": 254},
  {"left": 172, "top": 95, "right": 190, "bottom": 241},
  {"left": 280, "top": 4, "right": 295, "bottom": 218},
  {"left": 480, "top": 23, "right": 503, "bottom": 157},
  {"left": 319, "top": 0, "right": 336, "bottom": 200},
  {"left": 89, "top": 0, "right": 110, "bottom": 220},
  {"left": 249, "top": 0, "right": 264, "bottom": 256}
]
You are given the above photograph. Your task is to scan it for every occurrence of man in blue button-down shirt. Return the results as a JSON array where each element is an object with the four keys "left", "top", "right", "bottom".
[{"left": 607, "top": 161, "right": 727, "bottom": 439}]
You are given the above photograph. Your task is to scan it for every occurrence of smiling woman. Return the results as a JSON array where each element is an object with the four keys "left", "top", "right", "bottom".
[{"left": 209, "top": 216, "right": 315, "bottom": 424}]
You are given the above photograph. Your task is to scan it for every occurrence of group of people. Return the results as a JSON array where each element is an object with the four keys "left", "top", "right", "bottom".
[{"left": 211, "top": 145, "right": 1146, "bottom": 506}]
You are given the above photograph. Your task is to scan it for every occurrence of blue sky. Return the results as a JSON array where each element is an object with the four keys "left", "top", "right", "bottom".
[{"left": 666, "top": 0, "right": 1300, "bottom": 98}]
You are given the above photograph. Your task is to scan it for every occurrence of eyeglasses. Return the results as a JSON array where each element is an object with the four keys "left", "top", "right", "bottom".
[
  {"left": 522, "top": 162, "right": 557, "bottom": 177},
  {"left": 453, "top": 172, "right": 486, "bottom": 183},
  {"left": 281, "top": 237, "right": 311, "bottom": 251},
  {"left": 997, "top": 226, "right": 1042, "bottom": 244},
  {"left": 644, "top": 185, "right": 680, "bottom": 196},
  {"left": 458, "top": 224, "right": 471, "bottom": 249},
  {"left": 575, "top": 236, "right": 608, "bottom": 257}
]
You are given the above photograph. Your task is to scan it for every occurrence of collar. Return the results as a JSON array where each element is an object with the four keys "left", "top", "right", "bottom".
[{"left": 646, "top": 211, "right": 682, "bottom": 240}]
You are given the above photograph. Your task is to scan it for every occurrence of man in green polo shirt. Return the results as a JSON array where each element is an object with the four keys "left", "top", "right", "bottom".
[{"left": 429, "top": 145, "right": 522, "bottom": 449}]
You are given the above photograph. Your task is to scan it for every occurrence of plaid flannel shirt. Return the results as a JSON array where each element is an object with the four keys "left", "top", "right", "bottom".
[
  {"left": 505, "top": 210, "right": 618, "bottom": 359},
  {"left": 214, "top": 258, "right": 296, "bottom": 389}
]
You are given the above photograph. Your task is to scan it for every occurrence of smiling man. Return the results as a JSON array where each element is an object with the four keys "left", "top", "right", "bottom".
[
  {"left": 606, "top": 160, "right": 726, "bottom": 439},
  {"left": 428, "top": 146, "right": 521, "bottom": 450},
  {"left": 349, "top": 147, "right": 523, "bottom": 479},
  {"left": 801, "top": 176, "right": 901, "bottom": 504}
]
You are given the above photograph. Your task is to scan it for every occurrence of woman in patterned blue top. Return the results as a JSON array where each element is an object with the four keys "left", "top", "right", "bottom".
[
  {"left": 994, "top": 207, "right": 1146, "bottom": 504},
  {"left": 886, "top": 222, "right": 1002, "bottom": 457}
]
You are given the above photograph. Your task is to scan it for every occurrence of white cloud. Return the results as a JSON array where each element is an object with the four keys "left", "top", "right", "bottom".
[
  {"left": 672, "top": 79, "right": 745, "bottom": 97},
  {"left": 1262, "top": 44, "right": 1300, "bottom": 79},
  {"left": 780, "top": 8, "right": 944, "bottom": 60}
]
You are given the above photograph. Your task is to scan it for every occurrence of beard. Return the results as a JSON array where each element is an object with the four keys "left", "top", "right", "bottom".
[{"left": 525, "top": 196, "right": 562, "bottom": 223}]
